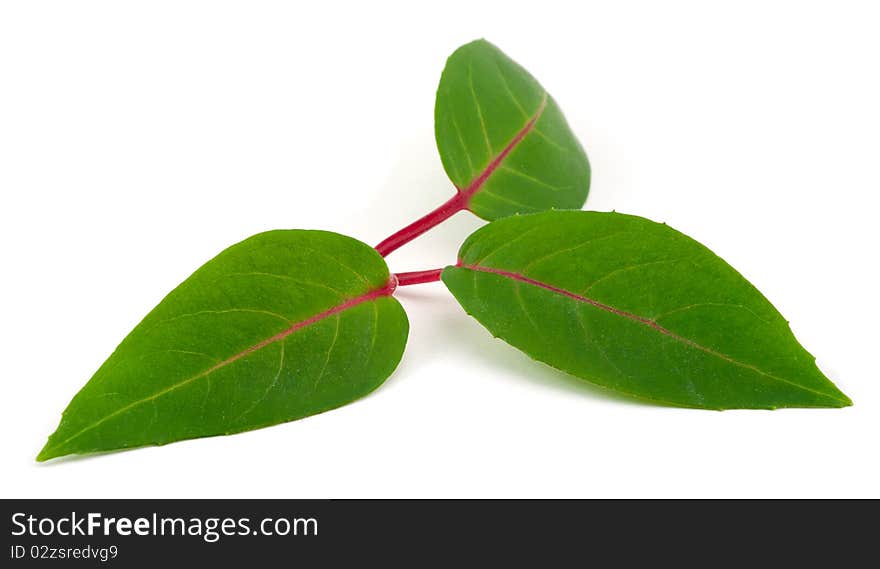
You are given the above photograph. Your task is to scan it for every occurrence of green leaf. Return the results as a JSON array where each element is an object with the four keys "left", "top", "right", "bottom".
[
  {"left": 38, "top": 231, "right": 408, "bottom": 461},
  {"left": 434, "top": 39, "right": 591, "bottom": 220},
  {"left": 442, "top": 211, "right": 850, "bottom": 409}
]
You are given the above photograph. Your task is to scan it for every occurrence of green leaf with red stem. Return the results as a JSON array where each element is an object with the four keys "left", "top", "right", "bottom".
[
  {"left": 38, "top": 231, "right": 409, "bottom": 461},
  {"left": 442, "top": 211, "right": 851, "bottom": 410},
  {"left": 436, "top": 39, "right": 591, "bottom": 220},
  {"left": 375, "top": 39, "right": 590, "bottom": 257}
]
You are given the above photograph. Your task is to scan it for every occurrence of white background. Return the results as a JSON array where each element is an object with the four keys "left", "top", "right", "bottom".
[{"left": 2, "top": 1, "right": 878, "bottom": 498}]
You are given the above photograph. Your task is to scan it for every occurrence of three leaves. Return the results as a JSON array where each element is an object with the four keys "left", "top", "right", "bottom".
[{"left": 39, "top": 40, "right": 849, "bottom": 461}]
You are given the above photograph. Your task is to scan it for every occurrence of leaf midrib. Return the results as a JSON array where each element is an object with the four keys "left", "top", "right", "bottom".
[
  {"left": 40, "top": 279, "right": 396, "bottom": 457},
  {"left": 459, "top": 93, "right": 548, "bottom": 204},
  {"left": 459, "top": 263, "right": 848, "bottom": 405}
]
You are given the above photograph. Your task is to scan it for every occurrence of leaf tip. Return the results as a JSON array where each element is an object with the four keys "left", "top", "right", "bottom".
[
  {"left": 35, "top": 444, "right": 56, "bottom": 463},
  {"left": 454, "top": 38, "right": 498, "bottom": 59},
  {"left": 807, "top": 385, "right": 853, "bottom": 409},
  {"left": 36, "top": 432, "right": 67, "bottom": 462},
  {"left": 835, "top": 391, "right": 854, "bottom": 408},
  {"left": 818, "top": 376, "right": 853, "bottom": 408}
]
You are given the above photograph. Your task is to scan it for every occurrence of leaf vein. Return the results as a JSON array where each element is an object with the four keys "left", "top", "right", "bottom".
[
  {"left": 519, "top": 232, "right": 627, "bottom": 273},
  {"left": 531, "top": 127, "right": 571, "bottom": 152},
  {"left": 499, "top": 164, "right": 568, "bottom": 192},
  {"left": 581, "top": 259, "right": 683, "bottom": 294},
  {"left": 468, "top": 61, "right": 494, "bottom": 156},
  {"left": 653, "top": 302, "right": 772, "bottom": 326},
  {"left": 479, "top": 189, "right": 542, "bottom": 211},
  {"left": 233, "top": 342, "right": 285, "bottom": 422},
  {"left": 573, "top": 306, "right": 630, "bottom": 381},
  {"left": 313, "top": 314, "right": 341, "bottom": 390},
  {"left": 463, "top": 264, "right": 846, "bottom": 404},
  {"left": 491, "top": 54, "right": 528, "bottom": 118},
  {"left": 149, "top": 308, "right": 291, "bottom": 332},
  {"left": 221, "top": 272, "right": 346, "bottom": 296},
  {"left": 447, "top": 100, "right": 475, "bottom": 176},
  {"left": 296, "top": 244, "right": 373, "bottom": 287},
  {"left": 471, "top": 224, "right": 546, "bottom": 265},
  {"left": 43, "top": 284, "right": 392, "bottom": 454}
]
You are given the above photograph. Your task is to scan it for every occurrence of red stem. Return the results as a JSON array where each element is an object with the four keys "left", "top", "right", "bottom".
[
  {"left": 394, "top": 268, "right": 443, "bottom": 286},
  {"left": 375, "top": 95, "right": 547, "bottom": 258},
  {"left": 374, "top": 192, "right": 468, "bottom": 257}
]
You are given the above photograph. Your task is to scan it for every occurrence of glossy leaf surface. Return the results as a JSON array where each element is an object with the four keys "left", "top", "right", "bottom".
[
  {"left": 435, "top": 39, "right": 591, "bottom": 220},
  {"left": 442, "top": 211, "right": 850, "bottom": 409},
  {"left": 38, "top": 231, "right": 408, "bottom": 460}
]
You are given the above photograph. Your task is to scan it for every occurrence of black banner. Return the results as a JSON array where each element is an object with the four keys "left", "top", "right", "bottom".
[{"left": 1, "top": 499, "right": 873, "bottom": 565}]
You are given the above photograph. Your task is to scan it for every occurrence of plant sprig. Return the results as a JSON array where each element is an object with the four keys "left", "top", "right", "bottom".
[{"left": 37, "top": 39, "right": 849, "bottom": 462}]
